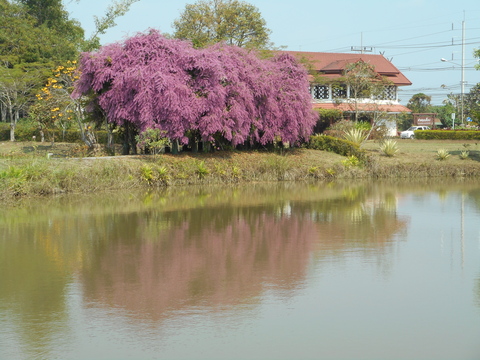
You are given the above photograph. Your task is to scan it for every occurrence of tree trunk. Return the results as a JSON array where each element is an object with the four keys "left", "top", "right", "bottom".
[
  {"left": 122, "top": 122, "right": 137, "bottom": 155},
  {"left": 10, "top": 122, "right": 15, "bottom": 142},
  {"left": 106, "top": 120, "right": 114, "bottom": 154},
  {"left": 172, "top": 140, "right": 179, "bottom": 154}
]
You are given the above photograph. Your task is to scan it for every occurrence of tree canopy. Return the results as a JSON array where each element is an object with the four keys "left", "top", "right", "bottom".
[
  {"left": 73, "top": 30, "right": 316, "bottom": 147},
  {"left": 173, "top": 0, "right": 271, "bottom": 49}
]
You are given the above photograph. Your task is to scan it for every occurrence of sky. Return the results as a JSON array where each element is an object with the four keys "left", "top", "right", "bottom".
[{"left": 65, "top": 0, "right": 480, "bottom": 106}]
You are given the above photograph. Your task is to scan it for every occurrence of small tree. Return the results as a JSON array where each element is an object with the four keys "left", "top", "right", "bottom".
[
  {"left": 342, "top": 61, "right": 392, "bottom": 123},
  {"left": 32, "top": 61, "right": 98, "bottom": 146},
  {"left": 0, "top": 65, "right": 41, "bottom": 141},
  {"left": 407, "top": 93, "right": 433, "bottom": 113}
]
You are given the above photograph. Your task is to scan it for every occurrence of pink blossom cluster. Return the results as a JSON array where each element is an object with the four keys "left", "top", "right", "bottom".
[{"left": 74, "top": 30, "right": 316, "bottom": 146}]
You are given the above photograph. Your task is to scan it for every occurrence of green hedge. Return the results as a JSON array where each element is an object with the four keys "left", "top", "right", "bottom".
[
  {"left": 0, "top": 123, "right": 119, "bottom": 143},
  {"left": 307, "top": 134, "right": 367, "bottom": 160},
  {"left": 415, "top": 130, "right": 480, "bottom": 140}
]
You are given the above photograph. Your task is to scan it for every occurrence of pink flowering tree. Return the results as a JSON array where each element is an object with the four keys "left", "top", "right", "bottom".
[{"left": 73, "top": 30, "right": 316, "bottom": 153}]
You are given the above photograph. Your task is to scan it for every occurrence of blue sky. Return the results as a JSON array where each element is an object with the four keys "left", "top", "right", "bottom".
[{"left": 66, "top": 0, "right": 480, "bottom": 105}]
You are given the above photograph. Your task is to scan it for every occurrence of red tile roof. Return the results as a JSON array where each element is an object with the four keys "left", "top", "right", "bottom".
[
  {"left": 313, "top": 102, "right": 411, "bottom": 113},
  {"left": 282, "top": 51, "right": 412, "bottom": 86}
]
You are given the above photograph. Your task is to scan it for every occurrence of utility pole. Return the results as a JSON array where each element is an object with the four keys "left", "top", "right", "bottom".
[{"left": 461, "top": 17, "right": 465, "bottom": 124}]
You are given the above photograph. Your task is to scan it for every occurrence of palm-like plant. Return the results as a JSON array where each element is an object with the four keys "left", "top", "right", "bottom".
[
  {"left": 379, "top": 139, "right": 399, "bottom": 157},
  {"left": 343, "top": 128, "right": 367, "bottom": 145},
  {"left": 436, "top": 149, "right": 450, "bottom": 161}
]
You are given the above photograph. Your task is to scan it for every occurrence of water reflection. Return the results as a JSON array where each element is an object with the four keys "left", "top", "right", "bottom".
[{"left": 1, "top": 179, "right": 480, "bottom": 359}]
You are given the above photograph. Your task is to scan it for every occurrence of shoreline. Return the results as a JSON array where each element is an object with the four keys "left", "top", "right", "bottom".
[{"left": 1, "top": 140, "right": 480, "bottom": 204}]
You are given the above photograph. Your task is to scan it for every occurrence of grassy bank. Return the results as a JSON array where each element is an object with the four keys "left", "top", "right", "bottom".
[{"left": 1, "top": 139, "right": 480, "bottom": 203}]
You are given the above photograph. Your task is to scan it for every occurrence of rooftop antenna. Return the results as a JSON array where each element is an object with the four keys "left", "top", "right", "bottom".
[{"left": 351, "top": 32, "right": 373, "bottom": 54}]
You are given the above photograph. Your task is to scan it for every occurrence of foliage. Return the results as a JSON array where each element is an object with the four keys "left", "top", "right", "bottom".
[
  {"left": 195, "top": 161, "right": 210, "bottom": 179},
  {"left": 0, "top": 0, "right": 82, "bottom": 64},
  {"left": 307, "top": 134, "right": 367, "bottom": 160},
  {"left": 29, "top": 61, "right": 80, "bottom": 141},
  {"left": 135, "top": 128, "right": 170, "bottom": 154},
  {"left": 342, "top": 61, "right": 392, "bottom": 122},
  {"left": 436, "top": 149, "right": 450, "bottom": 161},
  {"left": 173, "top": 0, "right": 271, "bottom": 49},
  {"left": 379, "top": 139, "right": 399, "bottom": 157},
  {"left": 396, "top": 111, "right": 413, "bottom": 131},
  {"left": 432, "top": 103, "right": 455, "bottom": 128},
  {"left": 314, "top": 108, "right": 343, "bottom": 133},
  {"left": 415, "top": 130, "right": 480, "bottom": 140},
  {"left": 0, "top": 63, "right": 45, "bottom": 139},
  {"left": 464, "top": 83, "right": 480, "bottom": 123},
  {"left": 74, "top": 30, "right": 316, "bottom": 149},
  {"left": 342, "top": 155, "right": 361, "bottom": 167}
]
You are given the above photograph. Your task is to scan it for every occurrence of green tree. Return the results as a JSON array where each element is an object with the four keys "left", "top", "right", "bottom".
[
  {"left": 432, "top": 102, "right": 456, "bottom": 128},
  {"left": 14, "top": 0, "right": 84, "bottom": 60},
  {"left": 0, "top": 64, "right": 44, "bottom": 140},
  {"left": 173, "top": 0, "right": 271, "bottom": 49},
  {"left": 0, "top": 0, "right": 140, "bottom": 142},
  {"left": 475, "top": 48, "right": 480, "bottom": 70},
  {"left": 406, "top": 93, "right": 433, "bottom": 113},
  {"left": 464, "top": 83, "right": 480, "bottom": 124}
]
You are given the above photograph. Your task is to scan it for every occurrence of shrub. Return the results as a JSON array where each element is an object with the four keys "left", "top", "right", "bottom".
[
  {"left": 308, "top": 134, "right": 367, "bottom": 161},
  {"left": 140, "top": 164, "right": 155, "bottom": 184},
  {"left": 195, "top": 161, "right": 210, "bottom": 179},
  {"left": 342, "top": 155, "right": 361, "bottom": 167},
  {"left": 416, "top": 130, "right": 480, "bottom": 140}
]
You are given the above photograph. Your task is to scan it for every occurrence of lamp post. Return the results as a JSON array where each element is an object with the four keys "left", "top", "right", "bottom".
[
  {"left": 441, "top": 20, "right": 466, "bottom": 125},
  {"left": 441, "top": 57, "right": 465, "bottom": 126}
]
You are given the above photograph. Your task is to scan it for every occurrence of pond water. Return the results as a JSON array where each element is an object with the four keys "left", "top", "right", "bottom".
[{"left": 1, "top": 180, "right": 480, "bottom": 360}]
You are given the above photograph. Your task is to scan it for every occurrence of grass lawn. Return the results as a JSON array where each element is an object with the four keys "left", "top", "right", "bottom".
[{"left": 362, "top": 139, "right": 480, "bottom": 162}]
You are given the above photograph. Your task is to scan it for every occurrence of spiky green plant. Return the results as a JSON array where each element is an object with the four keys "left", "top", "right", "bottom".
[
  {"left": 343, "top": 128, "right": 367, "bottom": 145},
  {"left": 436, "top": 149, "right": 450, "bottom": 161},
  {"left": 195, "top": 161, "right": 210, "bottom": 179},
  {"left": 140, "top": 164, "right": 155, "bottom": 184},
  {"left": 379, "top": 139, "right": 399, "bottom": 157},
  {"left": 459, "top": 150, "right": 469, "bottom": 160},
  {"left": 342, "top": 155, "right": 360, "bottom": 167}
]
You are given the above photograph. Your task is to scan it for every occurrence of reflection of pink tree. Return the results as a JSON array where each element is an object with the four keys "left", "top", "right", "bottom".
[{"left": 81, "top": 212, "right": 315, "bottom": 320}]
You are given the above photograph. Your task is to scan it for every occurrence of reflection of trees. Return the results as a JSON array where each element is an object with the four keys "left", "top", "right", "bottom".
[
  {"left": 475, "top": 276, "right": 480, "bottom": 309},
  {"left": 80, "top": 206, "right": 315, "bottom": 321},
  {"left": 5, "top": 179, "right": 471, "bottom": 355},
  {"left": 0, "top": 227, "right": 71, "bottom": 358},
  {"left": 465, "top": 188, "right": 480, "bottom": 212}
]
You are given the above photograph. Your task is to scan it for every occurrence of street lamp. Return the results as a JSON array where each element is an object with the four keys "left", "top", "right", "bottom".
[
  {"left": 441, "top": 57, "right": 465, "bottom": 126},
  {"left": 440, "top": 19, "right": 466, "bottom": 126}
]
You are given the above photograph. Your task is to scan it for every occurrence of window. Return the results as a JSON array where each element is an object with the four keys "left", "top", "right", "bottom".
[
  {"left": 332, "top": 84, "right": 347, "bottom": 99},
  {"left": 382, "top": 86, "right": 396, "bottom": 100},
  {"left": 313, "top": 85, "right": 329, "bottom": 100}
]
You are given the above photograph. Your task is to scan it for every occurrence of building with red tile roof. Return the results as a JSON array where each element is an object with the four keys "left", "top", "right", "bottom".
[{"left": 282, "top": 51, "right": 413, "bottom": 134}]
